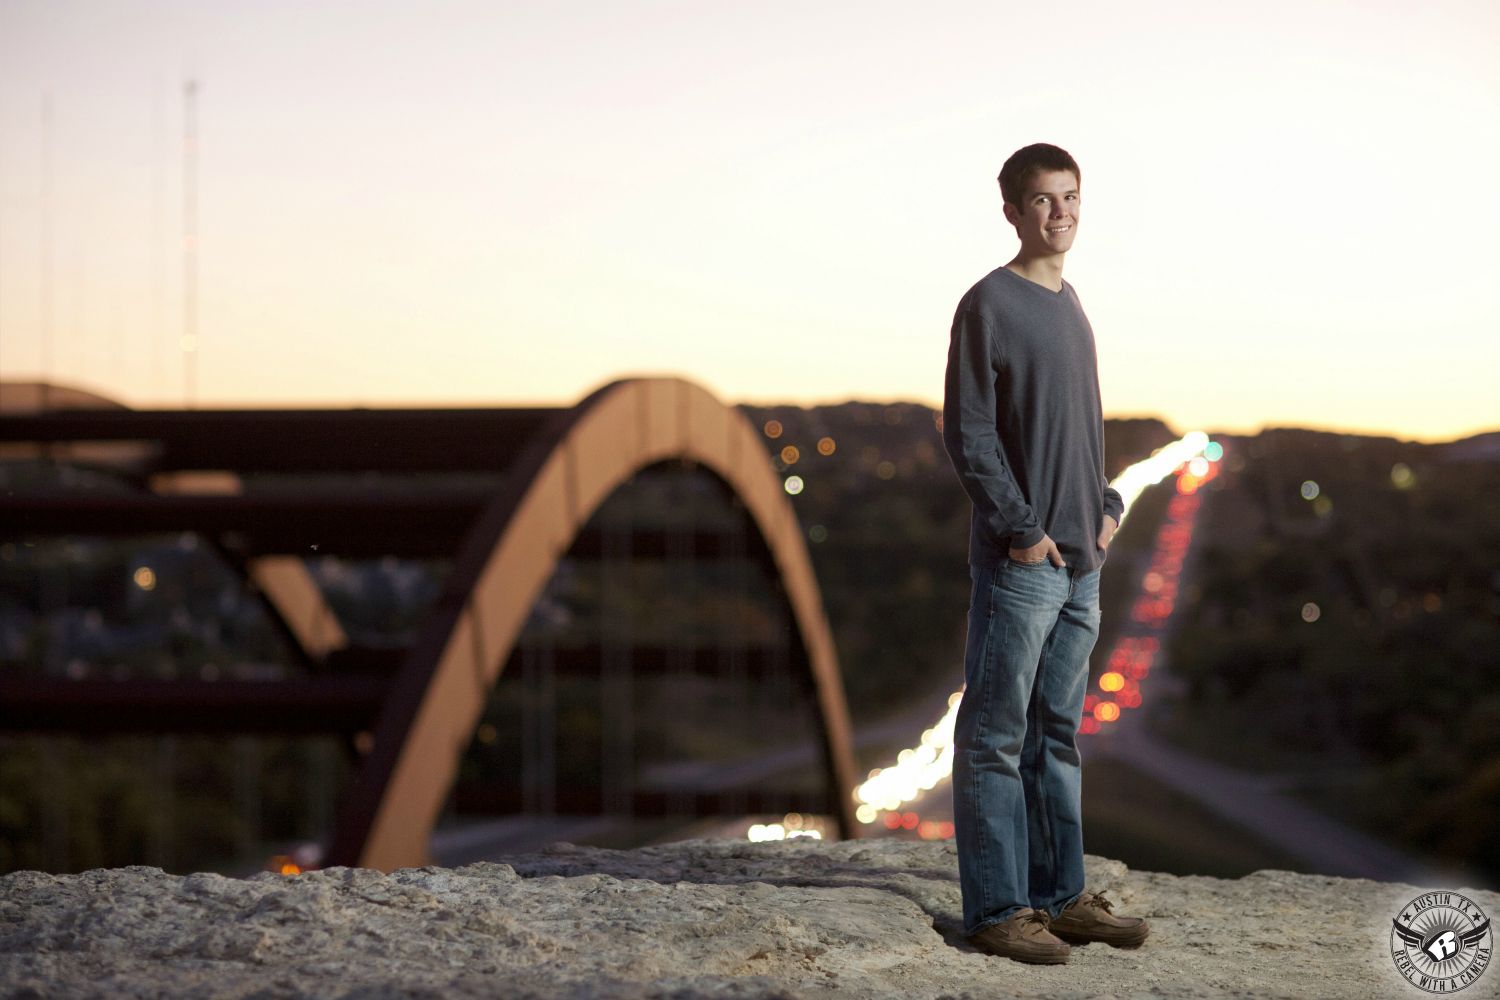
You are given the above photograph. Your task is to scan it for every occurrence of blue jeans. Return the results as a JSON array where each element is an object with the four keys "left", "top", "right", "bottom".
[{"left": 953, "top": 554, "right": 1102, "bottom": 936}]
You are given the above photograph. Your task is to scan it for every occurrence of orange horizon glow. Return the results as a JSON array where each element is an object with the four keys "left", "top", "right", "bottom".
[{"left": 1, "top": 375, "right": 1491, "bottom": 447}]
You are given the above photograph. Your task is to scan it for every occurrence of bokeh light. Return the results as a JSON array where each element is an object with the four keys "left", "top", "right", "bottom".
[{"left": 748, "top": 813, "right": 825, "bottom": 842}]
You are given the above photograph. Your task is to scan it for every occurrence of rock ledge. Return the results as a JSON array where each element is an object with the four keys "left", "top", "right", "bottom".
[{"left": 2, "top": 837, "right": 1493, "bottom": 999}]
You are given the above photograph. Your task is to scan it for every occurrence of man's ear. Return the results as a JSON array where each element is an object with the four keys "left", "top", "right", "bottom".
[{"left": 1001, "top": 200, "right": 1019, "bottom": 227}]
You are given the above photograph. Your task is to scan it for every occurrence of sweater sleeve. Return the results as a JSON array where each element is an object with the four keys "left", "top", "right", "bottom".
[
  {"left": 942, "top": 308, "right": 1045, "bottom": 549},
  {"left": 1103, "top": 482, "right": 1124, "bottom": 526},
  {"left": 1098, "top": 392, "right": 1125, "bottom": 527}
]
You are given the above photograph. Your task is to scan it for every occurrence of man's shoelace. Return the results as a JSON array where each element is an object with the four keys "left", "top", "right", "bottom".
[
  {"left": 1019, "top": 909, "right": 1053, "bottom": 933},
  {"left": 1081, "top": 890, "right": 1116, "bottom": 914}
]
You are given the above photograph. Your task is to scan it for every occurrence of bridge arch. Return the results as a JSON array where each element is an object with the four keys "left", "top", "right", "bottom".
[{"left": 327, "top": 376, "right": 859, "bottom": 870}]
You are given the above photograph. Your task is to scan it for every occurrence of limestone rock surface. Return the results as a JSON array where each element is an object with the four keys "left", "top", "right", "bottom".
[{"left": 1, "top": 837, "right": 1494, "bottom": 999}]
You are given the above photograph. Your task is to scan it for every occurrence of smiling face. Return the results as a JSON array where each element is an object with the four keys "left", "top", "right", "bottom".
[{"left": 1003, "top": 168, "right": 1080, "bottom": 257}]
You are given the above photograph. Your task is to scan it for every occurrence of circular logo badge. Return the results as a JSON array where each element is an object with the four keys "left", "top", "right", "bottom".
[{"left": 1390, "top": 891, "right": 1492, "bottom": 993}]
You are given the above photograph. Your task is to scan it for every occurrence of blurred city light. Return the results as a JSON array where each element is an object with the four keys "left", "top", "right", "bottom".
[
  {"left": 748, "top": 812, "right": 826, "bottom": 841},
  {"left": 1108, "top": 430, "right": 1211, "bottom": 520},
  {"left": 852, "top": 691, "right": 960, "bottom": 819}
]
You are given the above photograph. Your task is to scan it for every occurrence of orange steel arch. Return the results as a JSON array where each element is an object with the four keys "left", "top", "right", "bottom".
[{"left": 328, "top": 376, "right": 860, "bottom": 870}]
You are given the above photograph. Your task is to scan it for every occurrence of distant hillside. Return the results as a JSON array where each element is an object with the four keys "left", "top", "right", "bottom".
[
  {"left": 1155, "top": 424, "right": 1500, "bottom": 884},
  {"left": 1437, "top": 429, "right": 1500, "bottom": 462}
]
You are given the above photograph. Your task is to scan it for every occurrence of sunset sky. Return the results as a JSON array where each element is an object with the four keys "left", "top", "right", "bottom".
[{"left": 1, "top": 1, "right": 1496, "bottom": 442}]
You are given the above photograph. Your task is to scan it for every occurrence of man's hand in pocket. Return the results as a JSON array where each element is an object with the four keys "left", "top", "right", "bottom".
[{"left": 1098, "top": 513, "right": 1119, "bottom": 550}]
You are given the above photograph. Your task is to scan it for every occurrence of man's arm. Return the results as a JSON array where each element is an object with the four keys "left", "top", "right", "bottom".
[
  {"left": 1100, "top": 401, "right": 1124, "bottom": 538},
  {"left": 942, "top": 308, "right": 1045, "bottom": 549},
  {"left": 1103, "top": 483, "right": 1124, "bottom": 527}
]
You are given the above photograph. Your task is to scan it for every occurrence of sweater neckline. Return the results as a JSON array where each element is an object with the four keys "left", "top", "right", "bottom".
[{"left": 997, "top": 265, "right": 1067, "bottom": 296}]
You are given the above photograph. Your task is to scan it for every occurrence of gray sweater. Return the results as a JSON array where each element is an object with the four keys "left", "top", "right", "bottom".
[{"left": 942, "top": 265, "right": 1124, "bottom": 574}]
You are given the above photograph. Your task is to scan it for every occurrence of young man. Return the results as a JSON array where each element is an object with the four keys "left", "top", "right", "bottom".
[{"left": 941, "top": 143, "right": 1149, "bottom": 965}]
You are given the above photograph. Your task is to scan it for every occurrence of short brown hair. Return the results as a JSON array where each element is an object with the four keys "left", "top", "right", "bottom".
[{"left": 998, "top": 143, "right": 1081, "bottom": 208}]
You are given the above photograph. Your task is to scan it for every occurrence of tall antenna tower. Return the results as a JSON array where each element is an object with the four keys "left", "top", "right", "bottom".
[
  {"left": 40, "top": 93, "right": 54, "bottom": 411},
  {"left": 181, "top": 78, "right": 199, "bottom": 407},
  {"left": 152, "top": 75, "right": 167, "bottom": 405}
]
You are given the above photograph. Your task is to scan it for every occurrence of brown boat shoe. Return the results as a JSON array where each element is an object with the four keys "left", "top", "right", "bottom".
[
  {"left": 1049, "top": 889, "right": 1150, "bottom": 947},
  {"left": 966, "top": 907, "right": 1071, "bottom": 965}
]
